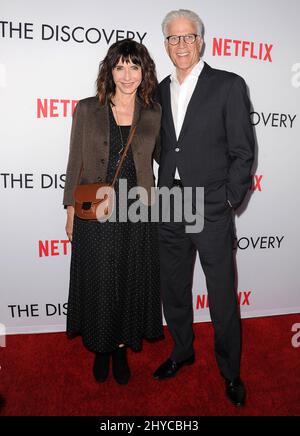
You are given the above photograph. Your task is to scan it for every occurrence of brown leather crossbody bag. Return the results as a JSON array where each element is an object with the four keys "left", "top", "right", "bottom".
[{"left": 74, "top": 126, "right": 136, "bottom": 221}]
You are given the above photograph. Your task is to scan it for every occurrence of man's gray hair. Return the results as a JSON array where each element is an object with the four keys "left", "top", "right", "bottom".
[{"left": 162, "top": 9, "right": 204, "bottom": 38}]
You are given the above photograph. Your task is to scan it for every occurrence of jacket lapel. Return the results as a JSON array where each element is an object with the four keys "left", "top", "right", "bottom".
[
  {"left": 94, "top": 95, "right": 142, "bottom": 149},
  {"left": 177, "top": 62, "right": 213, "bottom": 144},
  {"left": 94, "top": 97, "right": 109, "bottom": 140},
  {"left": 160, "top": 77, "right": 177, "bottom": 145},
  {"left": 132, "top": 95, "right": 142, "bottom": 129},
  {"left": 130, "top": 96, "right": 143, "bottom": 154}
]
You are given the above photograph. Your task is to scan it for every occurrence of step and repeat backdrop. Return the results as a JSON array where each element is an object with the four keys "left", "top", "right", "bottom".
[{"left": 1, "top": 0, "right": 299, "bottom": 334}]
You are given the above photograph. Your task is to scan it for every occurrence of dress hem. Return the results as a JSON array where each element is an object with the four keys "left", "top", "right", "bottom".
[{"left": 66, "top": 330, "right": 165, "bottom": 354}]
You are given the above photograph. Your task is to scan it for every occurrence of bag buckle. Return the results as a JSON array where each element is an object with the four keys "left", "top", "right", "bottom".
[{"left": 82, "top": 202, "right": 92, "bottom": 210}]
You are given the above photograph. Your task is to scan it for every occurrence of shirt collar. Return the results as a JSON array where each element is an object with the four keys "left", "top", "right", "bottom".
[{"left": 170, "top": 59, "right": 204, "bottom": 84}]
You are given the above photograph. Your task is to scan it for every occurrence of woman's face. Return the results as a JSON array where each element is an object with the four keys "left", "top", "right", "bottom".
[{"left": 112, "top": 58, "right": 142, "bottom": 97}]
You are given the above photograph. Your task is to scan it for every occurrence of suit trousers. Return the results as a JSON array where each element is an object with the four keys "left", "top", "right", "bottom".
[{"left": 158, "top": 185, "right": 241, "bottom": 381}]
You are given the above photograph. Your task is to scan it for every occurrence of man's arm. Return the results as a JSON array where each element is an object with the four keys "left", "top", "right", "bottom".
[{"left": 225, "top": 76, "right": 255, "bottom": 209}]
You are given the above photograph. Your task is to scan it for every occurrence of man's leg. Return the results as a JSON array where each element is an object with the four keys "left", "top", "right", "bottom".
[
  {"left": 159, "top": 219, "right": 197, "bottom": 362},
  {"left": 191, "top": 213, "right": 241, "bottom": 380}
]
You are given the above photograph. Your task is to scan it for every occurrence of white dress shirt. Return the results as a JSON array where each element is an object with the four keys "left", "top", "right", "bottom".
[{"left": 170, "top": 59, "right": 204, "bottom": 179}]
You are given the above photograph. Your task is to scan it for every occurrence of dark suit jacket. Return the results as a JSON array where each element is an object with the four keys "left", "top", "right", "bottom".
[
  {"left": 63, "top": 96, "right": 161, "bottom": 206},
  {"left": 156, "top": 62, "right": 255, "bottom": 218}
]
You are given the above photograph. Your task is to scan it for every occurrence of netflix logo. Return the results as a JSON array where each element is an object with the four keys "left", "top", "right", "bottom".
[
  {"left": 39, "top": 240, "right": 71, "bottom": 257},
  {"left": 195, "top": 291, "right": 252, "bottom": 310},
  {"left": 37, "top": 98, "right": 78, "bottom": 118},
  {"left": 250, "top": 175, "right": 263, "bottom": 192},
  {"left": 212, "top": 38, "right": 273, "bottom": 62}
]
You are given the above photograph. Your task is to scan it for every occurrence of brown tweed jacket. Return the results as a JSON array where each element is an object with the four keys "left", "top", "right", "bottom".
[{"left": 63, "top": 95, "right": 161, "bottom": 206}]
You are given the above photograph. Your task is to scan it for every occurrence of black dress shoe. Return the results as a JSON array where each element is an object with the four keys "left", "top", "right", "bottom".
[
  {"left": 112, "top": 346, "right": 131, "bottom": 385},
  {"left": 153, "top": 355, "right": 195, "bottom": 380},
  {"left": 225, "top": 377, "right": 246, "bottom": 407},
  {"left": 93, "top": 352, "right": 110, "bottom": 383}
]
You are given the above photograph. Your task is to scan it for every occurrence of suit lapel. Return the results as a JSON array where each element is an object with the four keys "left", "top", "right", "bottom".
[
  {"left": 161, "top": 77, "right": 177, "bottom": 145},
  {"left": 177, "top": 62, "right": 213, "bottom": 144}
]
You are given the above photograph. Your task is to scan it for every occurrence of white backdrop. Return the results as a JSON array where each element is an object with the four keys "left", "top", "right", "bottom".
[{"left": 1, "top": 0, "right": 300, "bottom": 334}]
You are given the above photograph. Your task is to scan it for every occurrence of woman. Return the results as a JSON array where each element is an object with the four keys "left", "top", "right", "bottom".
[{"left": 63, "top": 39, "right": 162, "bottom": 385}]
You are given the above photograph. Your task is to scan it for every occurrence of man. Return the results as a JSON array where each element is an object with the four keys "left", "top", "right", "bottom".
[{"left": 153, "top": 9, "right": 255, "bottom": 407}]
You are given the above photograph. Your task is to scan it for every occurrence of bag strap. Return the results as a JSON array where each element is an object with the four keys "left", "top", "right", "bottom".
[{"left": 110, "top": 125, "right": 137, "bottom": 187}]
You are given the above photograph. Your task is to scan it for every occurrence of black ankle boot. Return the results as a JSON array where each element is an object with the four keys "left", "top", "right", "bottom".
[
  {"left": 112, "top": 346, "right": 131, "bottom": 385},
  {"left": 93, "top": 352, "right": 110, "bottom": 382}
]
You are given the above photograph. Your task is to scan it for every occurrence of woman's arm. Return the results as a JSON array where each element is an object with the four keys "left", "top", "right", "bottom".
[
  {"left": 65, "top": 205, "right": 75, "bottom": 242},
  {"left": 63, "top": 101, "right": 84, "bottom": 207}
]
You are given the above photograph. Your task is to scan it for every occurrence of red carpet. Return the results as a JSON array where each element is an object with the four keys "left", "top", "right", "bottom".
[{"left": 0, "top": 314, "right": 299, "bottom": 416}]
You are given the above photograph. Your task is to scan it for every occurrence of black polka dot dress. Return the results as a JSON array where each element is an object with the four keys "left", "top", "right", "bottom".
[{"left": 66, "top": 106, "right": 163, "bottom": 353}]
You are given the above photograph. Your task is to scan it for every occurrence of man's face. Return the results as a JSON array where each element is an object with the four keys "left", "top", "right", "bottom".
[{"left": 165, "top": 18, "right": 203, "bottom": 74}]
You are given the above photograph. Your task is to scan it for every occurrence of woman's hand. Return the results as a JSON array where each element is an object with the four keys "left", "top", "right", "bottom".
[{"left": 66, "top": 206, "right": 75, "bottom": 242}]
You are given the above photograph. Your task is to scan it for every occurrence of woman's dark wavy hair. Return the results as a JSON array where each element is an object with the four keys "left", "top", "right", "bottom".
[{"left": 96, "top": 39, "right": 158, "bottom": 107}]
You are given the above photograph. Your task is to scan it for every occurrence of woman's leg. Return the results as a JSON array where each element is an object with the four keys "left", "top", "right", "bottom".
[
  {"left": 111, "top": 345, "right": 130, "bottom": 385},
  {"left": 93, "top": 352, "right": 110, "bottom": 383}
]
